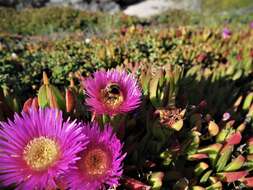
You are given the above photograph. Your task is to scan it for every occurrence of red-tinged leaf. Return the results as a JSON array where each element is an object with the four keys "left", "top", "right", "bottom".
[
  {"left": 66, "top": 89, "right": 75, "bottom": 113},
  {"left": 43, "top": 71, "right": 49, "bottom": 85},
  {"left": 47, "top": 86, "right": 58, "bottom": 109},
  {"left": 23, "top": 97, "right": 39, "bottom": 113},
  {"left": 122, "top": 177, "right": 151, "bottom": 190},
  {"left": 227, "top": 132, "right": 242, "bottom": 145},
  {"left": 224, "top": 155, "right": 245, "bottom": 171},
  {"left": 50, "top": 85, "right": 65, "bottom": 110},
  {"left": 22, "top": 98, "right": 33, "bottom": 113},
  {"left": 32, "top": 97, "right": 39, "bottom": 110},
  {"left": 248, "top": 138, "right": 253, "bottom": 146},
  {"left": 188, "top": 153, "right": 208, "bottom": 161},
  {"left": 241, "top": 177, "right": 253, "bottom": 187},
  {"left": 218, "top": 171, "right": 248, "bottom": 183}
]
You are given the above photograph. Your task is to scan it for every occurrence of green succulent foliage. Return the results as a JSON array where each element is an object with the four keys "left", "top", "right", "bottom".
[
  {"left": 1, "top": 6, "right": 253, "bottom": 190},
  {"left": 0, "top": 7, "right": 140, "bottom": 35}
]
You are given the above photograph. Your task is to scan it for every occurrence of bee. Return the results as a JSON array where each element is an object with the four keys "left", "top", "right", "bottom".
[{"left": 101, "top": 83, "right": 124, "bottom": 108}]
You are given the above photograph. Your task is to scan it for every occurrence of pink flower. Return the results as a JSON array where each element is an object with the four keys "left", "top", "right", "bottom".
[
  {"left": 0, "top": 108, "right": 87, "bottom": 190},
  {"left": 65, "top": 122, "right": 126, "bottom": 190},
  {"left": 83, "top": 70, "right": 141, "bottom": 116},
  {"left": 222, "top": 28, "right": 232, "bottom": 39}
]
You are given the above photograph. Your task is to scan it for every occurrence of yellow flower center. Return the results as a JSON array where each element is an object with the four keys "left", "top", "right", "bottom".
[
  {"left": 82, "top": 148, "right": 109, "bottom": 177},
  {"left": 100, "top": 83, "right": 124, "bottom": 109},
  {"left": 23, "top": 137, "right": 59, "bottom": 171}
]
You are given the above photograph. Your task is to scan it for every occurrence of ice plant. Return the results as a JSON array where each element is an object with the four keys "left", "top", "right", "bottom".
[
  {"left": 0, "top": 108, "right": 87, "bottom": 190},
  {"left": 83, "top": 69, "right": 141, "bottom": 116},
  {"left": 250, "top": 21, "right": 253, "bottom": 29},
  {"left": 222, "top": 28, "right": 232, "bottom": 39},
  {"left": 65, "top": 122, "right": 125, "bottom": 190}
]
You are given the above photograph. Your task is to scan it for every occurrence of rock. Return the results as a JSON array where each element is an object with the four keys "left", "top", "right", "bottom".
[
  {"left": 0, "top": 0, "right": 16, "bottom": 6},
  {"left": 50, "top": 0, "right": 82, "bottom": 4},
  {"left": 116, "top": 0, "right": 142, "bottom": 7},
  {"left": 89, "top": 1, "right": 99, "bottom": 12},
  {"left": 124, "top": 0, "right": 201, "bottom": 18},
  {"left": 0, "top": 0, "right": 49, "bottom": 8},
  {"left": 124, "top": 0, "right": 171, "bottom": 18},
  {"left": 100, "top": 1, "right": 120, "bottom": 13}
]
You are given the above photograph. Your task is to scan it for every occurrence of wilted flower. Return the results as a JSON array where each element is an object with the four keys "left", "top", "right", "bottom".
[
  {"left": 222, "top": 28, "right": 232, "bottom": 39},
  {"left": 0, "top": 108, "right": 87, "bottom": 190},
  {"left": 65, "top": 122, "right": 125, "bottom": 190},
  {"left": 83, "top": 70, "right": 141, "bottom": 116},
  {"left": 155, "top": 108, "right": 185, "bottom": 131}
]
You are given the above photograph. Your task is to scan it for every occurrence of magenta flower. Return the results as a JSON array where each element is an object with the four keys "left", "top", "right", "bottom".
[
  {"left": 250, "top": 21, "right": 253, "bottom": 29},
  {"left": 83, "top": 69, "right": 141, "bottom": 116},
  {"left": 0, "top": 108, "right": 87, "bottom": 190},
  {"left": 65, "top": 122, "right": 126, "bottom": 190},
  {"left": 222, "top": 28, "right": 232, "bottom": 39}
]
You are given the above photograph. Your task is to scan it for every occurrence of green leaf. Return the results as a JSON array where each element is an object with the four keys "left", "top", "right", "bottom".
[
  {"left": 194, "top": 162, "right": 209, "bottom": 176},
  {"left": 243, "top": 93, "right": 253, "bottom": 110},
  {"left": 192, "top": 186, "right": 205, "bottom": 190},
  {"left": 216, "top": 144, "right": 233, "bottom": 172},
  {"left": 206, "top": 181, "right": 222, "bottom": 190},
  {"left": 50, "top": 85, "right": 65, "bottom": 110},
  {"left": 149, "top": 172, "right": 164, "bottom": 190},
  {"left": 198, "top": 143, "right": 222, "bottom": 166},
  {"left": 149, "top": 76, "right": 160, "bottom": 107},
  {"left": 38, "top": 84, "right": 65, "bottom": 110},
  {"left": 224, "top": 155, "right": 245, "bottom": 172},
  {"left": 171, "top": 119, "right": 184, "bottom": 131},
  {"left": 38, "top": 85, "right": 50, "bottom": 108},
  {"left": 200, "top": 170, "right": 212, "bottom": 183}
]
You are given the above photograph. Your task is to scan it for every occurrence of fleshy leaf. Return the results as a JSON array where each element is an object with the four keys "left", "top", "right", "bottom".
[
  {"left": 192, "top": 186, "right": 205, "bottom": 190},
  {"left": 248, "top": 138, "right": 253, "bottom": 154},
  {"left": 226, "top": 132, "right": 242, "bottom": 145},
  {"left": 194, "top": 162, "right": 209, "bottom": 176},
  {"left": 149, "top": 172, "right": 164, "bottom": 189},
  {"left": 206, "top": 181, "right": 222, "bottom": 190},
  {"left": 208, "top": 121, "right": 219, "bottom": 136},
  {"left": 122, "top": 177, "right": 151, "bottom": 190},
  {"left": 217, "top": 171, "right": 248, "bottom": 182},
  {"left": 66, "top": 88, "right": 76, "bottom": 113},
  {"left": 188, "top": 153, "right": 208, "bottom": 161},
  {"left": 200, "top": 170, "right": 212, "bottom": 183},
  {"left": 216, "top": 144, "right": 233, "bottom": 172},
  {"left": 198, "top": 143, "right": 222, "bottom": 166},
  {"left": 241, "top": 177, "right": 253, "bottom": 187},
  {"left": 243, "top": 92, "right": 253, "bottom": 110},
  {"left": 224, "top": 155, "right": 245, "bottom": 172},
  {"left": 171, "top": 119, "right": 184, "bottom": 131},
  {"left": 38, "top": 85, "right": 49, "bottom": 108}
]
